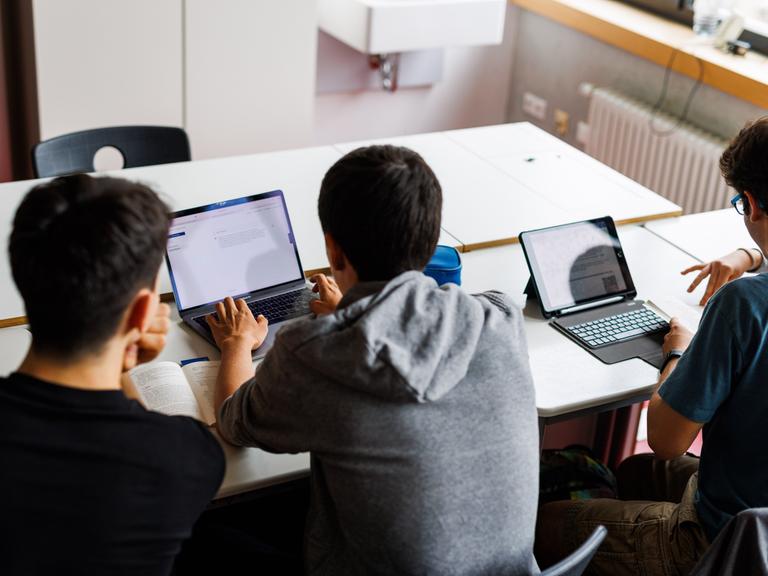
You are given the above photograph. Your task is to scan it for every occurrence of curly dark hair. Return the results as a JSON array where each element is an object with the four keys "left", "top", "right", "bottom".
[{"left": 720, "top": 117, "right": 768, "bottom": 213}]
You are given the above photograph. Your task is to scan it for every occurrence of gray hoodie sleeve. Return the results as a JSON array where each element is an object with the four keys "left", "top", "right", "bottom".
[{"left": 217, "top": 337, "right": 313, "bottom": 453}]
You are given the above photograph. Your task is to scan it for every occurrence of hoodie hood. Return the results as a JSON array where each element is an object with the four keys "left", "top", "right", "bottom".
[{"left": 280, "top": 271, "right": 511, "bottom": 403}]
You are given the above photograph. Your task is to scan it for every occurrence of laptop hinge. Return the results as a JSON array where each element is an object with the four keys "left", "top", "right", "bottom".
[{"left": 557, "top": 295, "right": 626, "bottom": 317}]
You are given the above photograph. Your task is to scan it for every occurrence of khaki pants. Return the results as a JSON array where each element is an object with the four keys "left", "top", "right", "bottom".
[{"left": 536, "top": 454, "right": 709, "bottom": 576}]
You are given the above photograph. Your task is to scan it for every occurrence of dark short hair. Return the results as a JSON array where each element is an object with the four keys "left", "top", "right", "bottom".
[
  {"left": 9, "top": 174, "right": 170, "bottom": 358},
  {"left": 318, "top": 145, "right": 442, "bottom": 281},
  {"left": 720, "top": 117, "right": 768, "bottom": 212}
]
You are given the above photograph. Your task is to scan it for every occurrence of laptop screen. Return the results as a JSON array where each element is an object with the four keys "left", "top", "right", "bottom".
[
  {"left": 519, "top": 217, "right": 635, "bottom": 315},
  {"left": 166, "top": 190, "right": 304, "bottom": 311}
]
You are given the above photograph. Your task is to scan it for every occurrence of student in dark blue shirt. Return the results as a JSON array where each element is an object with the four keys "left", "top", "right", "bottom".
[
  {"left": 536, "top": 118, "right": 768, "bottom": 576},
  {"left": 0, "top": 175, "right": 224, "bottom": 575}
]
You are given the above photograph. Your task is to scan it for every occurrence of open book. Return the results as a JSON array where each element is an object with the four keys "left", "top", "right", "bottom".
[{"left": 123, "top": 361, "right": 219, "bottom": 425}]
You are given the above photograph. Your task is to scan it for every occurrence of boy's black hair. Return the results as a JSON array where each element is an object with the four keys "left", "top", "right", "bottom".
[
  {"left": 9, "top": 174, "right": 170, "bottom": 358},
  {"left": 318, "top": 145, "right": 442, "bottom": 281},
  {"left": 721, "top": 117, "right": 768, "bottom": 213}
]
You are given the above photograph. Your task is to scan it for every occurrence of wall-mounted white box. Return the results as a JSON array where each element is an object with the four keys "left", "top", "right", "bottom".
[{"left": 318, "top": 0, "right": 507, "bottom": 54}]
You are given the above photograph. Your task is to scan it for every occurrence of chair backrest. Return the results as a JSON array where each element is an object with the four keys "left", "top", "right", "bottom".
[
  {"left": 690, "top": 508, "right": 768, "bottom": 576},
  {"left": 32, "top": 126, "right": 191, "bottom": 178},
  {"left": 541, "top": 525, "right": 607, "bottom": 576}
]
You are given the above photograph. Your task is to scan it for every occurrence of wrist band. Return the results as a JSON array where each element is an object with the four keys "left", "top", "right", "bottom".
[
  {"left": 738, "top": 248, "right": 761, "bottom": 273},
  {"left": 660, "top": 349, "right": 684, "bottom": 373}
]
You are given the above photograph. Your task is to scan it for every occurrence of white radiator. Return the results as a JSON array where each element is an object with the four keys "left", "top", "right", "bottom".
[{"left": 585, "top": 88, "right": 730, "bottom": 214}]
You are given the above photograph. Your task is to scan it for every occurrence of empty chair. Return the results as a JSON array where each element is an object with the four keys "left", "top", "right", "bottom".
[
  {"left": 690, "top": 508, "right": 768, "bottom": 576},
  {"left": 541, "top": 525, "right": 607, "bottom": 576},
  {"left": 32, "top": 126, "right": 191, "bottom": 178}
]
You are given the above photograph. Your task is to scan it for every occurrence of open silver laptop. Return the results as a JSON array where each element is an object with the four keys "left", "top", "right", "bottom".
[
  {"left": 519, "top": 216, "right": 669, "bottom": 368},
  {"left": 165, "top": 190, "right": 315, "bottom": 358}
]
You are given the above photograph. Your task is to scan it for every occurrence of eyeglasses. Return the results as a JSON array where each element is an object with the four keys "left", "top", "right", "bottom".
[
  {"left": 731, "top": 192, "right": 767, "bottom": 215},
  {"left": 731, "top": 193, "right": 747, "bottom": 215}
]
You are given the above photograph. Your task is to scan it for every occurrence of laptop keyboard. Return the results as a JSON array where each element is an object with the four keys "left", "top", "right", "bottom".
[
  {"left": 193, "top": 289, "right": 316, "bottom": 335},
  {"left": 564, "top": 307, "right": 669, "bottom": 349}
]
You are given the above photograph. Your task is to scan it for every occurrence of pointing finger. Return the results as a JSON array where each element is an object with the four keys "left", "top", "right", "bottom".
[
  {"left": 686, "top": 264, "right": 712, "bottom": 293},
  {"left": 681, "top": 264, "right": 705, "bottom": 276}
]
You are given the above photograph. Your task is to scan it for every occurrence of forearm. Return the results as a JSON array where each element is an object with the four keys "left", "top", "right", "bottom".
[
  {"left": 214, "top": 342, "right": 254, "bottom": 415},
  {"left": 648, "top": 357, "right": 701, "bottom": 459}
]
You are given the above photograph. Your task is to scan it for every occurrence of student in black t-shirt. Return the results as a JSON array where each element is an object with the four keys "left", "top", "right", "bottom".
[{"left": 0, "top": 174, "right": 225, "bottom": 576}]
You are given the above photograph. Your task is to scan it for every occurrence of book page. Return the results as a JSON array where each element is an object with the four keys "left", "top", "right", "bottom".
[
  {"left": 182, "top": 361, "right": 220, "bottom": 426},
  {"left": 127, "top": 361, "right": 204, "bottom": 422},
  {"left": 645, "top": 298, "right": 704, "bottom": 333}
]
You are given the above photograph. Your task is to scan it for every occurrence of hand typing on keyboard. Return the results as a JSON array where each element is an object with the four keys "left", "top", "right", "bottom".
[
  {"left": 662, "top": 318, "right": 693, "bottom": 356},
  {"left": 206, "top": 296, "right": 269, "bottom": 352},
  {"left": 310, "top": 274, "right": 342, "bottom": 315}
]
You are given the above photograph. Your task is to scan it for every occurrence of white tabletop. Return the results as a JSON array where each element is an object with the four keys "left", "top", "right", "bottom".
[
  {"left": 644, "top": 209, "right": 756, "bottom": 263},
  {"left": 0, "top": 326, "right": 31, "bottom": 374},
  {"left": 0, "top": 223, "right": 704, "bottom": 497},
  {"left": 335, "top": 131, "right": 574, "bottom": 248},
  {"left": 459, "top": 224, "right": 705, "bottom": 418},
  {"left": 0, "top": 146, "right": 343, "bottom": 323},
  {"left": 336, "top": 123, "right": 681, "bottom": 248},
  {"left": 150, "top": 225, "right": 702, "bottom": 495},
  {"left": 447, "top": 124, "right": 681, "bottom": 226},
  {"left": 0, "top": 122, "right": 681, "bottom": 324}
]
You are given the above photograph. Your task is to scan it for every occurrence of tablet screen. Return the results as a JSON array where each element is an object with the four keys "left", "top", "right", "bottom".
[{"left": 520, "top": 217, "right": 634, "bottom": 314}]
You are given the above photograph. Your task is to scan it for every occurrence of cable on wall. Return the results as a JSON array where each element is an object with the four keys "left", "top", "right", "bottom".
[{"left": 648, "top": 47, "right": 705, "bottom": 136}]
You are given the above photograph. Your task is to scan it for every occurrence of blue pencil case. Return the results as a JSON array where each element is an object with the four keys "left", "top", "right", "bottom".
[{"left": 424, "top": 245, "right": 462, "bottom": 286}]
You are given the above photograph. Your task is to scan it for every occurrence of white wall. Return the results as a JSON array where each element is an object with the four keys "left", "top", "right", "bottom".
[
  {"left": 31, "top": 2, "right": 517, "bottom": 160},
  {"left": 0, "top": 9, "right": 12, "bottom": 182},
  {"left": 185, "top": 0, "right": 317, "bottom": 159},
  {"left": 506, "top": 7, "right": 766, "bottom": 148},
  {"left": 32, "top": 0, "right": 183, "bottom": 140},
  {"left": 313, "top": 9, "right": 519, "bottom": 145}
]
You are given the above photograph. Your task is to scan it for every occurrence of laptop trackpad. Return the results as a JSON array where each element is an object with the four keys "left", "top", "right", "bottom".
[{"left": 587, "top": 331, "right": 664, "bottom": 369}]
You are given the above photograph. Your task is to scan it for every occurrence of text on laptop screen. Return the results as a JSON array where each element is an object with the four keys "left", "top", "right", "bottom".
[
  {"left": 525, "top": 220, "right": 628, "bottom": 312},
  {"left": 167, "top": 194, "right": 303, "bottom": 310}
]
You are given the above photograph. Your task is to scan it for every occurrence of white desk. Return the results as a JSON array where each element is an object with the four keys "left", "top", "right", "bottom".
[
  {"left": 644, "top": 209, "right": 755, "bottom": 263},
  {"left": 459, "top": 224, "right": 705, "bottom": 419},
  {"left": 0, "top": 146, "right": 342, "bottom": 324},
  {"left": 337, "top": 123, "right": 681, "bottom": 249},
  {"left": 113, "top": 224, "right": 701, "bottom": 498},
  {"left": 449, "top": 124, "right": 680, "bottom": 226},
  {"left": 0, "top": 224, "right": 704, "bottom": 498},
  {"left": 335, "top": 132, "right": 573, "bottom": 248},
  {"left": 0, "top": 122, "right": 681, "bottom": 325},
  {"left": 0, "top": 152, "right": 457, "bottom": 325},
  {"left": 0, "top": 327, "right": 31, "bottom": 373}
]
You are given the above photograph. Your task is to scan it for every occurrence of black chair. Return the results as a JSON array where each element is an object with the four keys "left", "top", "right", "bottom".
[
  {"left": 541, "top": 525, "right": 607, "bottom": 576},
  {"left": 690, "top": 508, "right": 768, "bottom": 576},
  {"left": 32, "top": 125, "right": 191, "bottom": 178}
]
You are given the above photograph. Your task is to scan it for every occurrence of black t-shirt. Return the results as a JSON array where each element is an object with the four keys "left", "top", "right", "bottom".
[{"left": 0, "top": 372, "right": 225, "bottom": 576}]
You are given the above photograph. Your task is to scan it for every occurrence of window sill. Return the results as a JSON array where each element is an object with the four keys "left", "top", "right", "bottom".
[{"left": 510, "top": 0, "right": 768, "bottom": 109}]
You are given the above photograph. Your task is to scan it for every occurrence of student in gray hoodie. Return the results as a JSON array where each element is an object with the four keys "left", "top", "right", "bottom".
[{"left": 207, "top": 145, "right": 540, "bottom": 575}]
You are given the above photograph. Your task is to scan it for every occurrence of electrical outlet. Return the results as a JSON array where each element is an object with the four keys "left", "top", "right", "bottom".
[
  {"left": 522, "top": 92, "right": 547, "bottom": 121},
  {"left": 554, "top": 109, "right": 569, "bottom": 137}
]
